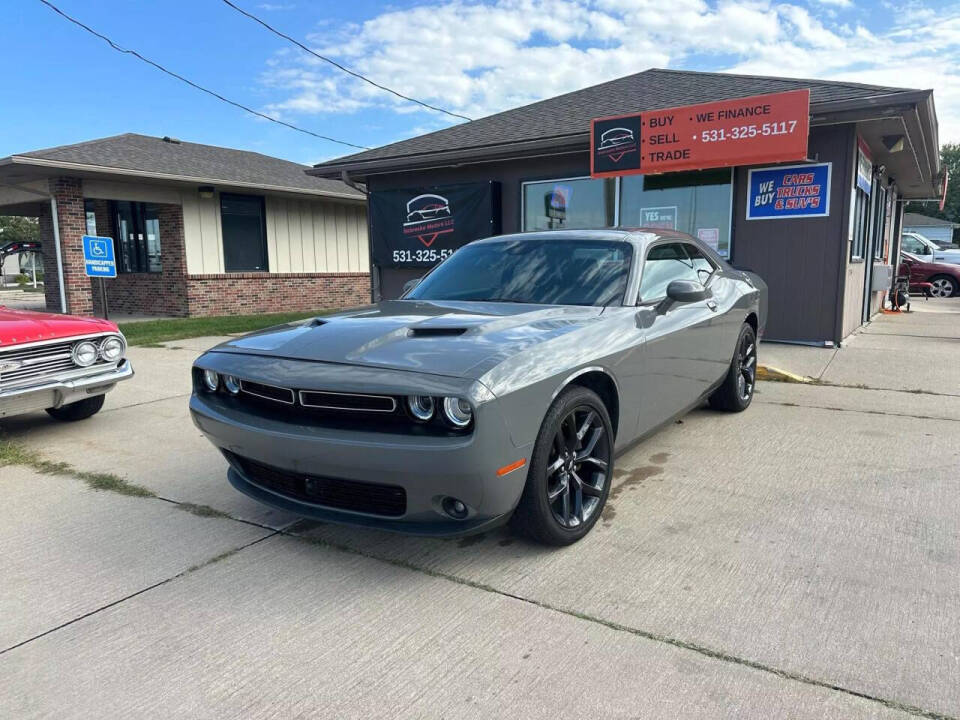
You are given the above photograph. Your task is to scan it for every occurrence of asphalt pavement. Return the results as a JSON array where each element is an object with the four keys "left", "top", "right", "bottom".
[{"left": 1, "top": 302, "right": 958, "bottom": 719}]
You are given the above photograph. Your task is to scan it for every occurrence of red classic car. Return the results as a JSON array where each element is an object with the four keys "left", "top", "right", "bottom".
[
  {"left": 0, "top": 307, "right": 133, "bottom": 421},
  {"left": 899, "top": 251, "right": 960, "bottom": 298}
]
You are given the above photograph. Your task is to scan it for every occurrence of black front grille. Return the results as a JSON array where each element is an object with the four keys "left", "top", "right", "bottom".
[
  {"left": 299, "top": 390, "right": 396, "bottom": 412},
  {"left": 231, "top": 454, "right": 407, "bottom": 517},
  {"left": 240, "top": 380, "right": 295, "bottom": 404}
]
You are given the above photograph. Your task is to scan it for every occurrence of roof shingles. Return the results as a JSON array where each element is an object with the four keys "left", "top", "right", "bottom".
[
  {"left": 313, "top": 68, "right": 917, "bottom": 171},
  {"left": 14, "top": 133, "right": 361, "bottom": 198}
]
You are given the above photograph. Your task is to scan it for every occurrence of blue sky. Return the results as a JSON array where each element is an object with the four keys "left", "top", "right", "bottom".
[{"left": 2, "top": 0, "right": 958, "bottom": 167}]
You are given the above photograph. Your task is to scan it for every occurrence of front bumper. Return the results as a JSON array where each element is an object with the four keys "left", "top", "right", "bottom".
[
  {"left": 0, "top": 360, "right": 133, "bottom": 418},
  {"left": 189, "top": 358, "right": 532, "bottom": 536}
]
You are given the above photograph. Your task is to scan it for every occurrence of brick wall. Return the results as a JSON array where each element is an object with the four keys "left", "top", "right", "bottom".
[
  {"left": 185, "top": 272, "right": 371, "bottom": 316},
  {"left": 46, "top": 177, "right": 92, "bottom": 315},
  {"left": 37, "top": 203, "right": 62, "bottom": 313}
]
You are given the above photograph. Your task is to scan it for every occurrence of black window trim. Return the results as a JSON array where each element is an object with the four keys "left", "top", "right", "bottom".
[
  {"left": 220, "top": 192, "right": 269, "bottom": 273},
  {"left": 636, "top": 239, "right": 717, "bottom": 306}
]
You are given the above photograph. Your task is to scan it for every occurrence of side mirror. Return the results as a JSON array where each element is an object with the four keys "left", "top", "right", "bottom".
[
  {"left": 401, "top": 278, "right": 421, "bottom": 296},
  {"left": 666, "top": 279, "right": 708, "bottom": 303}
]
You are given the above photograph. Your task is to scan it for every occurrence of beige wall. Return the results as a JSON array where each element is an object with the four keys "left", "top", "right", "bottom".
[
  {"left": 264, "top": 196, "right": 368, "bottom": 274},
  {"left": 82, "top": 178, "right": 368, "bottom": 276}
]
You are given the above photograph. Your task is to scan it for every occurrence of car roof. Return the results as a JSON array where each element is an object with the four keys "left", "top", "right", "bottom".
[{"left": 473, "top": 228, "right": 699, "bottom": 245}]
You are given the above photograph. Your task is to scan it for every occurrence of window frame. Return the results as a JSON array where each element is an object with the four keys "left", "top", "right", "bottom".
[
  {"left": 220, "top": 192, "right": 269, "bottom": 273},
  {"left": 635, "top": 239, "right": 717, "bottom": 305},
  {"left": 110, "top": 200, "right": 163, "bottom": 274},
  {"left": 519, "top": 174, "right": 620, "bottom": 231}
]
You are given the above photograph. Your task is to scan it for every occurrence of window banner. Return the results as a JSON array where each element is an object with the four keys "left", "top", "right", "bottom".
[
  {"left": 369, "top": 182, "right": 500, "bottom": 268},
  {"left": 856, "top": 137, "right": 873, "bottom": 195},
  {"left": 746, "top": 163, "right": 831, "bottom": 220},
  {"left": 639, "top": 206, "right": 677, "bottom": 229}
]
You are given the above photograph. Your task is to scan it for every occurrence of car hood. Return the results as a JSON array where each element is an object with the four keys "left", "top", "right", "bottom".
[
  {"left": 0, "top": 306, "right": 118, "bottom": 347},
  {"left": 209, "top": 300, "right": 605, "bottom": 378}
]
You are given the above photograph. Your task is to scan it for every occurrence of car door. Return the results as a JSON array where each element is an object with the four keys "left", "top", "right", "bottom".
[{"left": 633, "top": 242, "right": 723, "bottom": 437}]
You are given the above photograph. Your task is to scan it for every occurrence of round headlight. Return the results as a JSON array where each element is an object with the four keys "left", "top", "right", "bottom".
[
  {"left": 72, "top": 340, "right": 98, "bottom": 367},
  {"left": 407, "top": 395, "right": 435, "bottom": 421},
  {"left": 99, "top": 335, "right": 125, "bottom": 362},
  {"left": 442, "top": 397, "right": 473, "bottom": 428},
  {"left": 223, "top": 375, "right": 241, "bottom": 395},
  {"left": 202, "top": 369, "right": 220, "bottom": 392}
]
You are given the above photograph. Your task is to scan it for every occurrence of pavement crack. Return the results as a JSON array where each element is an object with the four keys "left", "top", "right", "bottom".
[
  {"left": 0, "top": 532, "right": 278, "bottom": 658},
  {"left": 284, "top": 529, "right": 958, "bottom": 720},
  {"left": 755, "top": 399, "right": 960, "bottom": 423}
]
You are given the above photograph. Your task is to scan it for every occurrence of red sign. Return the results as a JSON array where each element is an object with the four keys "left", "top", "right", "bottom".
[{"left": 590, "top": 89, "right": 810, "bottom": 178}]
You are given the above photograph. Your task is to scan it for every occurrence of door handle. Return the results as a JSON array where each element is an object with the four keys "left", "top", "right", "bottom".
[{"left": 706, "top": 300, "right": 718, "bottom": 311}]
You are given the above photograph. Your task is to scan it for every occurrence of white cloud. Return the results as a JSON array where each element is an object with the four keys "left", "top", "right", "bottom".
[{"left": 260, "top": 0, "right": 960, "bottom": 145}]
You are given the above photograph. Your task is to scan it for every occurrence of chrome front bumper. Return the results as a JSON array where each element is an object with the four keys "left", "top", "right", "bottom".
[{"left": 0, "top": 360, "right": 134, "bottom": 418}]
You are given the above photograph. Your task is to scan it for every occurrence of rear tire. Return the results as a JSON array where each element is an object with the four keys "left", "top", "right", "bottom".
[
  {"left": 46, "top": 394, "right": 105, "bottom": 422},
  {"left": 929, "top": 275, "right": 958, "bottom": 298},
  {"left": 709, "top": 323, "right": 757, "bottom": 412},
  {"left": 511, "top": 386, "right": 614, "bottom": 546}
]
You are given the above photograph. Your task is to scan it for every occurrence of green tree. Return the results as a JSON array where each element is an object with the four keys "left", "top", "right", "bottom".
[
  {"left": 905, "top": 143, "right": 960, "bottom": 242},
  {"left": 0, "top": 215, "right": 40, "bottom": 245}
]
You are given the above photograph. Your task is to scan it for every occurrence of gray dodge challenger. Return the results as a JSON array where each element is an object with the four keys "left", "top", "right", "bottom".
[{"left": 190, "top": 229, "right": 766, "bottom": 545}]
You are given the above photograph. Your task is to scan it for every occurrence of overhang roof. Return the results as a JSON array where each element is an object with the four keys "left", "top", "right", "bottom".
[
  {"left": 309, "top": 68, "right": 940, "bottom": 198},
  {"left": 0, "top": 133, "right": 363, "bottom": 201}
]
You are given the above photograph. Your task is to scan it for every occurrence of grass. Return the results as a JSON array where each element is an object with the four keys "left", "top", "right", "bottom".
[
  {"left": 1, "top": 438, "right": 155, "bottom": 497},
  {"left": 118, "top": 309, "right": 330, "bottom": 347}
]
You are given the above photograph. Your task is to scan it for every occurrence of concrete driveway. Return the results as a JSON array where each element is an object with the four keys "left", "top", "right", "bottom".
[{"left": 1, "top": 305, "right": 958, "bottom": 719}]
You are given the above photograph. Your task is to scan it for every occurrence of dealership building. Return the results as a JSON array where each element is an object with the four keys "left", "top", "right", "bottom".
[
  {"left": 311, "top": 68, "right": 942, "bottom": 346},
  {"left": 0, "top": 134, "right": 370, "bottom": 317}
]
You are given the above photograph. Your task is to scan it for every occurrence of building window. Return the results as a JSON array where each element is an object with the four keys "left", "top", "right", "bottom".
[
  {"left": 221, "top": 193, "right": 268, "bottom": 272},
  {"left": 84, "top": 200, "right": 97, "bottom": 236},
  {"left": 620, "top": 169, "right": 733, "bottom": 258},
  {"left": 850, "top": 188, "right": 868, "bottom": 261},
  {"left": 112, "top": 201, "right": 162, "bottom": 273},
  {"left": 873, "top": 185, "right": 888, "bottom": 260},
  {"left": 522, "top": 177, "right": 616, "bottom": 231}
]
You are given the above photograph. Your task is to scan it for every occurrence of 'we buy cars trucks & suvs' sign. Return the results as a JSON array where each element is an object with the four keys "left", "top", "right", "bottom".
[{"left": 590, "top": 89, "right": 810, "bottom": 177}]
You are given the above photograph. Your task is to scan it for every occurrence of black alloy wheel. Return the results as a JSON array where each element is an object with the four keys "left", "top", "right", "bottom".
[
  {"left": 546, "top": 406, "right": 610, "bottom": 529},
  {"left": 512, "top": 386, "right": 614, "bottom": 545},
  {"left": 709, "top": 323, "right": 757, "bottom": 412}
]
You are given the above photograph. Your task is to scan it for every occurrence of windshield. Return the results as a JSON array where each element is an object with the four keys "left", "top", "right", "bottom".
[{"left": 406, "top": 238, "right": 633, "bottom": 306}]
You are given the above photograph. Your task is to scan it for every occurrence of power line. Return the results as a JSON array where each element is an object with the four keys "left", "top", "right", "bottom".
[
  {"left": 219, "top": 0, "right": 473, "bottom": 123},
  {"left": 36, "top": 0, "right": 369, "bottom": 150}
]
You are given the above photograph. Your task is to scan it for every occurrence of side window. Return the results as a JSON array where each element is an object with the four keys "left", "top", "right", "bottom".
[
  {"left": 901, "top": 235, "right": 923, "bottom": 255},
  {"left": 684, "top": 244, "right": 716, "bottom": 284},
  {"left": 637, "top": 242, "right": 699, "bottom": 302}
]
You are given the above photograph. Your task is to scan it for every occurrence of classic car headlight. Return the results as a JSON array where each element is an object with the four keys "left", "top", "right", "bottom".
[
  {"left": 442, "top": 397, "right": 473, "bottom": 428},
  {"left": 99, "top": 335, "right": 125, "bottom": 362},
  {"left": 407, "top": 395, "right": 435, "bottom": 421},
  {"left": 72, "top": 340, "right": 98, "bottom": 367},
  {"left": 223, "top": 375, "right": 241, "bottom": 395},
  {"left": 202, "top": 369, "right": 220, "bottom": 392}
]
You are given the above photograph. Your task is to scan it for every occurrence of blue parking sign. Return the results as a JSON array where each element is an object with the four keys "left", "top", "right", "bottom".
[{"left": 82, "top": 235, "right": 117, "bottom": 278}]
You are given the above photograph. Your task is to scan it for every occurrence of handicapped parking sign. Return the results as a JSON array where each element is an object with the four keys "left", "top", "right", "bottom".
[{"left": 82, "top": 235, "right": 117, "bottom": 278}]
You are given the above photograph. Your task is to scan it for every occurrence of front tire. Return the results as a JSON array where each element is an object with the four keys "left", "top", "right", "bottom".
[
  {"left": 929, "top": 275, "right": 958, "bottom": 298},
  {"left": 46, "top": 394, "right": 105, "bottom": 422},
  {"left": 709, "top": 323, "right": 757, "bottom": 412},
  {"left": 511, "top": 386, "right": 614, "bottom": 546}
]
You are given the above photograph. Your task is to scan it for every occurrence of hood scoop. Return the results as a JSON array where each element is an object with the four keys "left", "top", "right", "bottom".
[{"left": 408, "top": 327, "right": 468, "bottom": 338}]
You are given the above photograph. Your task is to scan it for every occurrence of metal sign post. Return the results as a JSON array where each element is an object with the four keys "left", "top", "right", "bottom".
[{"left": 81, "top": 235, "right": 117, "bottom": 319}]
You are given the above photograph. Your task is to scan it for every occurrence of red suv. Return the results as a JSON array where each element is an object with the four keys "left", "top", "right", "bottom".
[{"left": 899, "top": 251, "right": 960, "bottom": 298}]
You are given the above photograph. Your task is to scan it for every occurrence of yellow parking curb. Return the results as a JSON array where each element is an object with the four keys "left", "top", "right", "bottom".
[{"left": 756, "top": 365, "right": 816, "bottom": 384}]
